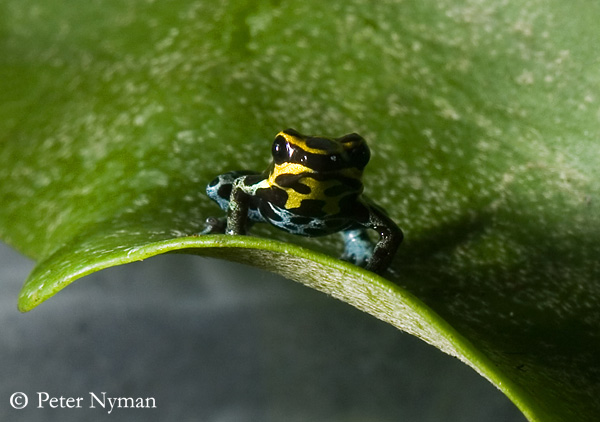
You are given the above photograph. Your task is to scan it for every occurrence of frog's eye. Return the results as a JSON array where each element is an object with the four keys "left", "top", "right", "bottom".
[
  {"left": 272, "top": 135, "right": 289, "bottom": 164},
  {"left": 339, "top": 133, "right": 370, "bottom": 169},
  {"left": 348, "top": 143, "right": 370, "bottom": 169}
]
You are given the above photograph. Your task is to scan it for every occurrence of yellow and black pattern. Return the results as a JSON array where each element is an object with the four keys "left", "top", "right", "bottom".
[
  {"left": 259, "top": 128, "right": 369, "bottom": 217},
  {"left": 204, "top": 129, "right": 402, "bottom": 273}
]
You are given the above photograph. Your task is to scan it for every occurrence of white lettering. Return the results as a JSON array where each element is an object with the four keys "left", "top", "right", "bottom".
[
  {"left": 37, "top": 392, "right": 49, "bottom": 408},
  {"left": 88, "top": 392, "right": 156, "bottom": 413},
  {"left": 106, "top": 396, "right": 117, "bottom": 414},
  {"left": 89, "top": 391, "right": 106, "bottom": 410},
  {"left": 37, "top": 392, "right": 83, "bottom": 409}
]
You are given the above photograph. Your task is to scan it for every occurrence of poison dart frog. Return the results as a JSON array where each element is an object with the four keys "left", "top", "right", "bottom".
[{"left": 202, "top": 129, "right": 403, "bottom": 274}]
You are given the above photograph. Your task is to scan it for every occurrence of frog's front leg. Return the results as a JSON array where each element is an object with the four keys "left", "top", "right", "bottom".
[
  {"left": 363, "top": 204, "right": 403, "bottom": 274},
  {"left": 226, "top": 176, "right": 253, "bottom": 235},
  {"left": 202, "top": 171, "right": 261, "bottom": 235}
]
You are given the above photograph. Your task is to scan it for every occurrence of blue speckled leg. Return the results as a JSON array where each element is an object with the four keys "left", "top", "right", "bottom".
[{"left": 340, "top": 228, "right": 374, "bottom": 268}]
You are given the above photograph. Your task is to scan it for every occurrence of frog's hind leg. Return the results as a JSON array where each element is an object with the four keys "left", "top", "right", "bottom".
[
  {"left": 199, "top": 216, "right": 228, "bottom": 234},
  {"left": 340, "top": 228, "right": 374, "bottom": 268},
  {"left": 206, "top": 171, "right": 256, "bottom": 213}
]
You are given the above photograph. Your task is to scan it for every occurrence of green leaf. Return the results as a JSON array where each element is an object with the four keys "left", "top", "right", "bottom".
[{"left": 1, "top": 0, "right": 599, "bottom": 420}]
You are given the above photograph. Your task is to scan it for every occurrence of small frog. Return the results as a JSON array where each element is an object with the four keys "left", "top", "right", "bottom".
[{"left": 202, "top": 129, "right": 403, "bottom": 274}]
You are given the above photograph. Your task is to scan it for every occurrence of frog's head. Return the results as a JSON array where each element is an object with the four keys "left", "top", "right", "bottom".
[
  {"left": 266, "top": 129, "right": 370, "bottom": 215},
  {"left": 270, "top": 128, "right": 370, "bottom": 176}
]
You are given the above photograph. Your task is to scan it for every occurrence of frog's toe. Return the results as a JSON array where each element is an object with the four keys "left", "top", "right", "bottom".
[{"left": 199, "top": 216, "right": 227, "bottom": 235}]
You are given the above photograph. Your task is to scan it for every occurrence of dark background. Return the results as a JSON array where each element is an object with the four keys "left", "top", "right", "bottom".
[{"left": 0, "top": 242, "right": 525, "bottom": 421}]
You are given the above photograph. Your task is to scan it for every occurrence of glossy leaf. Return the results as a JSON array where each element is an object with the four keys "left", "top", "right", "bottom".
[{"left": 1, "top": 1, "right": 599, "bottom": 421}]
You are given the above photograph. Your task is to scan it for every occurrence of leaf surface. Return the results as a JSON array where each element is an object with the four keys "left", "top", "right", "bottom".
[{"left": 1, "top": 1, "right": 599, "bottom": 420}]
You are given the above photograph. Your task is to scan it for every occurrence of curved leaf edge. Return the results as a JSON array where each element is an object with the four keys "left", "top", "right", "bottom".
[{"left": 18, "top": 235, "right": 548, "bottom": 422}]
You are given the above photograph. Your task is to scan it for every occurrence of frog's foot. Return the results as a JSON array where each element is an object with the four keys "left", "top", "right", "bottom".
[
  {"left": 199, "top": 216, "right": 227, "bottom": 235},
  {"left": 340, "top": 229, "right": 374, "bottom": 268}
]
